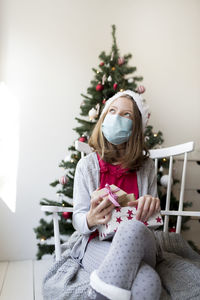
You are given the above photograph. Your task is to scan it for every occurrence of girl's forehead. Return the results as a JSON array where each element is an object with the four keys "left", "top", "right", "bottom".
[{"left": 110, "top": 96, "right": 133, "bottom": 110}]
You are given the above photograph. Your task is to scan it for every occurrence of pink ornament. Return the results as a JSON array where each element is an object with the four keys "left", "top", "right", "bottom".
[
  {"left": 99, "top": 62, "right": 104, "bottom": 66},
  {"left": 113, "top": 83, "right": 118, "bottom": 90},
  {"left": 59, "top": 175, "right": 68, "bottom": 185},
  {"left": 62, "top": 212, "right": 72, "bottom": 219},
  {"left": 136, "top": 85, "right": 146, "bottom": 94},
  {"left": 102, "top": 99, "right": 106, "bottom": 104},
  {"left": 79, "top": 136, "right": 87, "bottom": 142},
  {"left": 118, "top": 57, "right": 125, "bottom": 65},
  {"left": 96, "top": 83, "right": 104, "bottom": 91}
]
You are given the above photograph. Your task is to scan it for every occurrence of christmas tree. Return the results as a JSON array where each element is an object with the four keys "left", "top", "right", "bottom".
[{"left": 34, "top": 25, "right": 194, "bottom": 259}]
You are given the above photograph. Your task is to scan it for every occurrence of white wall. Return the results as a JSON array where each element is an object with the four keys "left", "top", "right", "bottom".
[{"left": 0, "top": 0, "right": 199, "bottom": 260}]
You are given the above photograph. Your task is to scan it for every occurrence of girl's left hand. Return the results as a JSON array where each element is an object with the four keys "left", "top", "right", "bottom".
[{"left": 128, "top": 195, "right": 160, "bottom": 222}]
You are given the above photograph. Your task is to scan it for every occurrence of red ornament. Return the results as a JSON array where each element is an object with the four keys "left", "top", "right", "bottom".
[
  {"left": 79, "top": 136, "right": 87, "bottom": 142},
  {"left": 59, "top": 175, "right": 68, "bottom": 185},
  {"left": 62, "top": 212, "right": 72, "bottom": 219},
  {"left": 113, "top": 83, "right": 118, "bottom": 90},
  {"left": 136, "top": 85, "right": 146, "bottom": 94},
  {"left": 118, "top": 57, "right": 125, "bottom": 65},
  {"left": 99, "top": 62, "right": 104, "bottom": 66},
  {"left": 96, "top": 83, "right": 104, "bottom": 91},
  {"left": 102, "top": 99, "right": 106, "bottom": 104},
  {"left": 169, "top": 227, "right": 176, "bottom": 232}
]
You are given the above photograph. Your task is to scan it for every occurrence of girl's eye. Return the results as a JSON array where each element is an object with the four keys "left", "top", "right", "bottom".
[
  {"left": 124, "top": 112, "right": 131, "bottom": 117},
  {"left": 109, "top": 108, "right": 115, "bottom": 113}
]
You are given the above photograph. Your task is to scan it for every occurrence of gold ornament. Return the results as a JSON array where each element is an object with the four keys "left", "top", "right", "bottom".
[
  {"left": 162, "top": 158, "right": 167, "bottom": 162},
  {"left": 111, "top": 67, "right": 116, "bottom": 71},
  {"left": 153, "top": 133, "right": 157, "bottom": 137},
  {"left": 120, "top": 89, "right": 124, "bottom": 92}
]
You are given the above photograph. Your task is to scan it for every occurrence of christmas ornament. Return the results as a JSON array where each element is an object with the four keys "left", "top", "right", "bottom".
[
  {"left": 159, "top": 166, "right": 164, "bottom": 172},
  {"left": 99, "top": 62, "right": 104, "bottom": 66},
  {"left": 128, "top": 78, "right": 134, "bottom": 83},
  {"left": 40, "top": 237, "right": 46, "bottom": 244},
  {"left": 107, "top": 75, "right": 112, "bottom": 82},
  {"left": 169, "top": 226, "right": 176, "bottom": 232},
  {"left": 96, "top": 83, "right": 104, "bottom": 91},
  {"left": 102, "top": 74, "right": 106, "bottom": 85},
  {"left": 120, "top": 89, "right": 124, "bottom": 92},
  {"left": 118, "top": 57, "right": 125, "bottom": 65},
  {"left": 160, "top": 174, "right": 173, "bottom": 187},
  {"left": 79, "top": 136, "right": 87, "bottom": 142},
  {"left": 136, "top": 85, "right": 146, "bottom": 94},
  {"left": 89, "top": 107, "right": 98, "bottom": 120},
  {"left": 113, "top": 83, "right": 118, "bottom": 90},
  {"left": 95, "top": 103, "right": 100, "bottom": 115},
  {"left": 102, "top": 99, "right": 106, "bottom": 104},
  {"left": 111, "top": 67, "right": 116, "bottom": 71},
  {"left": 62, "top": 212, "right": 72, "bottom": 219},
  {"left": 59, "top": 175, "right": 68, "bottom": 185}
]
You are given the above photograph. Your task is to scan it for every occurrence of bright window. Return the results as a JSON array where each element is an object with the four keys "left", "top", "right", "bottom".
[{"left": 0, "top": 82, "right": 19, "bottom": 212}]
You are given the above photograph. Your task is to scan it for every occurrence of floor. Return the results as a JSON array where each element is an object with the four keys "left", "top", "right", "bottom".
[{"left": 0, "top": 259, "right": 52, "bottom": 300}]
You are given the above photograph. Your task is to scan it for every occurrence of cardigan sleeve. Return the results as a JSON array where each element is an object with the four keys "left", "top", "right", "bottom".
[{"left": 72, "top": 158, "right": 97, "bottom": 235}]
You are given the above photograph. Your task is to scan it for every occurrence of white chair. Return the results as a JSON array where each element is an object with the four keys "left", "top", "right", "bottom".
[{"left": 42, "top": 141, "right": 200, "bottom": 261}]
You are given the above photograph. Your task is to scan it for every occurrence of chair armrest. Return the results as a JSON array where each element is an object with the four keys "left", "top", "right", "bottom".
[
  {"left": 161, "top": 210, "right": 200, "bottom": 217},
  {"left": 41, "top": 206, "right": 73, "bottom": 261},
  {"left": 41, "top": 205, "right": 73, "bottom": 213}
]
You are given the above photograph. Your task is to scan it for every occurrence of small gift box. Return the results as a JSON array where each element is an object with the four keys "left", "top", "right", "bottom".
[
  {"left": 93, "top": 184, "right": 163, "bottom": 241},
  {"left": 91, "top": 184, "right": 134, "bottom": 207},
  {"left": 98, "top": 206, "right": 163, "bottom": 240}
]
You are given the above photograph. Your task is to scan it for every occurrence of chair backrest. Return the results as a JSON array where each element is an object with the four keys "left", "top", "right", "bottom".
[
  {"left": 75, "top": 140, "right": 197, "bottom": 233},
  {"left": 42, "top": 140, "right": 197, "bottom": 261},
  {"left": 149, "top": 141, "right": 194, "bottom": 233}
]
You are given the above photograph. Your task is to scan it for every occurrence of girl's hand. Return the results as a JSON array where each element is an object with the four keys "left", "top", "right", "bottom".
[
  {"left": 86, "top": 196, "right": 115, "bottom": 229},
  {"left": 128, "top": 195, "right": 160, "bottom": 222}
]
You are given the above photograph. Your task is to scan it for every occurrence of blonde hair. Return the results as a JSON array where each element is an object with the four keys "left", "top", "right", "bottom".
[{"left": 89, "top": 95, "right": 149, "bottom": 170}]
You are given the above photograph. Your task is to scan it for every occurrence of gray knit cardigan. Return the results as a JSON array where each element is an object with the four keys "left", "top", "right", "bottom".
[
  {"left": 43, "top": 153, "right": 200, "bottom": 299},
  {"left": 71, "top": 152, "right": 157, "bottom": 262}
]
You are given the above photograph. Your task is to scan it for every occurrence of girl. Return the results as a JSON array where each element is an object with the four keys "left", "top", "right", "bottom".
[{"left": 71, "top": 90, "right": 162, "bottom": 300}]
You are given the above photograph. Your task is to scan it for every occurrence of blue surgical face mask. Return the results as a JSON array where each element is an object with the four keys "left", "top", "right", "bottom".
[{"left": 101, "top": 114, "right": 133, "bottom": 145}]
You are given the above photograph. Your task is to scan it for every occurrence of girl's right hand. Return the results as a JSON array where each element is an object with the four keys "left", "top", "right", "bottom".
[{"left": 86, "top": 196, "right": 115, "bottom": 229}]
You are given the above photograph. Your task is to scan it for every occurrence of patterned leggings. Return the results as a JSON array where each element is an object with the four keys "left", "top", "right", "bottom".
[{"left": 82, "top": 220, "right": 161, "bottom": 300}]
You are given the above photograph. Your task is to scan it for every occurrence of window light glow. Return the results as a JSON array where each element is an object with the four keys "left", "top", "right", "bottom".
[{"left": 0, "top": 82, "right": 19, "bottom": 213}]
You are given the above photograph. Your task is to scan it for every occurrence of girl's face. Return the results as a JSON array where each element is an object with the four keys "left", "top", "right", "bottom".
[{"left": 107, "top": 96, "right": 134, "bottom": 120}]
